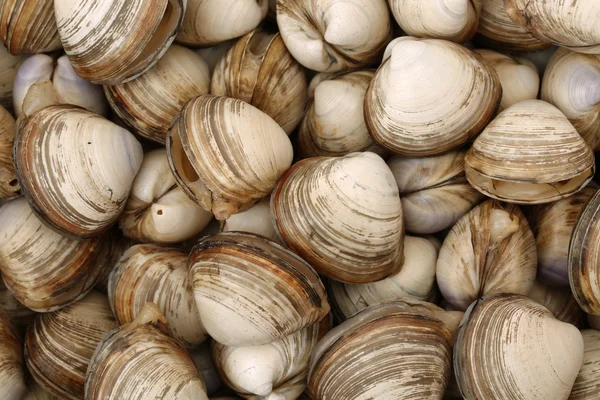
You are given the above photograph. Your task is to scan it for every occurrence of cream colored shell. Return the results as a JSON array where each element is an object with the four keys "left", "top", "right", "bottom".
[
  {"left": 527, "top": 281, "right": 586, "bottom": 327},
  {"left": 0, "top": 106, "right": 17, "bottom": 199},
  {"left": 221, "top": 198, "right": 278, "bottom": 242},
  {"left": 0, "top": 309, "right": 26, "bottom": 400},
  {"left": 570, "top": 330, "right": 600, "bottom": 400},
  {"left": 0, "top": 42, "right": 23, "bottom": 109}
]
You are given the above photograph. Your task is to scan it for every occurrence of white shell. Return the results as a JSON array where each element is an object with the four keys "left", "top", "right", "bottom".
[{"left": 221, "top": 198, "right": 278, "bottom": 242}]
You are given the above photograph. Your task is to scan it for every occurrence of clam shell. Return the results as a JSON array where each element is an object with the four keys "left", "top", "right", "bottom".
[
  {"left": 454, "top": 294, "right": 584, "bottom": 399},
  {"left": 189, "top": 232, "right": 330, "bottom": 347},
  {"left": 0, "top": 41, "right": 23, "bottom": 110},
  {"left": 570, "top": 330, "right": 600, "bottom": 400},
  {"left": 0, "top": 279, "right": 36, "bottom": 331},
  {"left": 14, "top": 105, "right": 143, "bottom": 238},
  {"left": 0, "top": 309, "right": 26, "bottom": 400},
  {"left": 527, "top": 281, "right": 587, "bottom": 328},
  {"left": 196, "top": 40, "right": 234, "bottom": 75},
  {"left": 271, "top": 152, "right": 404, "bottom": 284},
  {"left": 54, "top": 0, "right": 185, "bottom": 84},
  {"left": 166, "top": 95, "right": 293, "bottom": 221},
  {"left": 365, "top": 37, "right": 501, "bottom": 156},
  {"left": 0, "top": 105, "right": 18, "bottom": 199},
  {"left": 465, "top": 100, "right": 595, "bottom": 204},
  {"left": 221, "top": 198, "right": 279, "bottom": 242}
]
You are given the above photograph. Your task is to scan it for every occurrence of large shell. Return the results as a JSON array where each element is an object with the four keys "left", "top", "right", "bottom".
[
  {"left": 0, "top": 105, "right": 17, "bottom": 199},
  {"left": 570, "top": 330, "right": 600, "bottom": 400},
  {"left": 0, "top": 309, "right": 26, "bottom": 400},
  {"left": 541, "top": 48, "right": 600, "bottom": 151},
  {"left": 276, "top": 0, "right": 391, "bottom": 72},
  {"left": 0, "top": 279, "right": 36, "bottom": 330},
  {"left": 105, "top": 44, "right": 210, "bottom": 144},
  {"left": 25, "top": 291, "right": 117, "bottom": 399},
  {"left": 0, "top": 41, "right": 23, "bottom": 109},
  {"left": 271, "top": 152, "right": 404, "bottom": 284},
  {"left": 388, "top": 151, "right": 484, "bottom": 234},
  {"left": 212, "top": 30, "right": 307, "bottom": 135},
  {"left": 436, "top": 200, "right": 537, "bottom": 311},
  {"left": 221, "top": 198, "right": 278, "bottom": 242},
  {"left": 308, "top": 301, "right": 453, "bottom": 399},
  {"left": 14, "top": 105, "right": 143, "bottom": 238},
  {"left": 454, "top": 294, "right": 584, "bottom": 399},
  {"left": 365, "top": 37, "right": 501, "bottom": 156},
  {"left": 109, "top": 244, "right": 208, "bottom": 348},
  {"left": 85, "top": 303, "right": 209, "bottom": 400},
  {"left": 465, "top": 100, "right": 595, "bottom": 204},
  {"left": 166, "top": 95, "right": 293, "bottom": 221},
  {"left": 54, "top": 0, "right": 185, "bottom": 84},
  {"left": 527, "top": 281, "right": 587, "bottom": 328},
  {"left": 0, "top": 197, "right": 105, "bottom": 312},
  {"left": 189, "top": 232, "right": 330, "bottom": 347}
]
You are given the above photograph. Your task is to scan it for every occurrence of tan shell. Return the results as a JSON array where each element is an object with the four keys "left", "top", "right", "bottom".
[
  {"left": 0, "top": 105, "right": 17, "bottom": 199},
  {"left": 0, "top": 42, "right": 23, "bottom": 109},
  {"left": 105, "top": 44, "right": 210, "bottom": 144},
  {"left": 189, "top": 232, "right": 330, "bottom": 347},
  {"left": 85, "top": 303, "right": 209, "bottom": 400},
  {"left": 166, "top": 95, "right": 293, "bottom": 220},
  {"left": 0, "top": 309, "right": 26, "bottom": 400},
  {"left": 437, "top": 199, "right": 537, "bottom": 311},
  {"left": 465, "top": 100, "right": 595, "bottom": 204},
  {"left": 527, "top": 281, "right": 586, "bottom": 328},
  {"left": 454, "top": 294, "right": 583, "bottom": 399},
  {"left": 109, "top": 244, "right": 208, "bottom": 348},
  {"left": 0, "top": 279, "right": 36, "bottom": 330},
  {"left": 365, "top": 37, "right": 501, "bottom": 156},
  {"left": 276, "top": 0, "right": 392, "bottom": 72},
  {"left": 221, "top": 198, "right": 279, "bottom": 242},
  {"left": 25, "top": 291, "right": 117, "bottom": 399},
  {"left": 388, "top": 151, "right": 484, "bottom": 234},
  {"left": 570, "top": 330, "right": 600, "bottom": 400},
  {"left": 271, "top": 152, "right": 404, "bottom": 284},
  {"left": 54, "top": 0, "right": 185, "bottom": 84},
  {"left": 541, "top": 48, "right": 600, "bottom": 151},
  {"left": 212, "top": 30, "right": 307, "bottom": 135}
]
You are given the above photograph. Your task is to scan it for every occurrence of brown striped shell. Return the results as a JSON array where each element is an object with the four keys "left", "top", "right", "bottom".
[
  {"left": 571, "top": 329, "right": 600, "bottom": 400},
  {"left": 527, "top": 281, "right": 587, "bottom": 328},
  {"left": 0, "top": 105, "right": 18, "bottom": 199},
  {"left": 0, "top": 309, "right": 26, "bottom": 400},
  {"left": 0, "top": 40, "right": 23, "bottom": 109}
]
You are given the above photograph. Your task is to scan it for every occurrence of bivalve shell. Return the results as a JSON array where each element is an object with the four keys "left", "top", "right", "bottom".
[
  {"left": 527, "top": 281, "right": 587, "bottom": 328},
  {"left": 0, "top": 309, "right": 26, "bottom": 400},
  {"left": 0, "top": 105, "right": 17, "bottom": 199},
  {"left": 0, "top": 279, "right": 36, "bottom": 330},
  {"left": 221, "top": 198, "right": 278, "bottom": 242},
  {"left": 570, "top": 330, "right": 600, "bottom": 400},
  {"left": 0, "top": 41, "right": 23, "bottom": 109}
]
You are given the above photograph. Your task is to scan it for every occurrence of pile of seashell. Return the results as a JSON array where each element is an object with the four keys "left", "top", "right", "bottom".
[{"left": 0, "top": 0, "right": 599, "bottom": 399}]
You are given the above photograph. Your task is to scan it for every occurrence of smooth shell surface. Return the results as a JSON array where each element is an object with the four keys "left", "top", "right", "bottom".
[
  {"left": 0, "top": 310, "right": 26, "bottom": 400},
  {"left": 527, "top": 281, "right": 586, "bottom": 328},
  {"left": 221, "top": 198, "right": 278, "bottom": 242},
  {"left": 0, "top": 105, "right": 17, "bottom": 199},
  {"left": 571, "top": 329, "right": 600, "bottom": 400}
]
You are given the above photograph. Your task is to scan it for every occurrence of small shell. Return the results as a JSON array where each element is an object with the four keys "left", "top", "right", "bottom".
[
  {"left": 0, "top": 309, "right": 26, "bottom": 400},
  {"left": 189, "top": 232, "right": 330, "bottom": 347},
  {"left": 454, "top": 294, "right": 584, "bottom": 399},
  {"left": 105, "top": 44, "right": 210, "bottom": 144},
  {"left": 527, "top": 281, "right": 587, "bottom": 327},
  {"left": 0, "top": 41, "right": 23, "bottom": 110},
  {"left": 25, "top": 291, "right": 117, "bottom": 399},
  {"left": 271, "top": 152, "right": 404, "bottom": 284},
  {"left": 221, "top": 198, "right": 278, "bottom": 242},
  {"left": 365, "top": 37, "right": 501, "bottom": 156},
  {"left": 166, "top": 95, "right": 293, "bottom": 221},
  {"left": 54, "top": 0, "right": 185, "bottom": 84},
  {"left": 465, "top": 100, "right": 595, "bottom": 204},
  {"left": 276, "top": 0, "right": 392, "bottom": 72},
  {"left": 211, "top": 30, "right": 308, "bottom": 135},
  {"left": 570, "top": 330, "right": 600, "bottom": 400},
  {"left": 0, "top": 106, "right": 18, "bottom": 199},
  {"left": 0, "top": 279, "right": 36, "bottom": 331}
]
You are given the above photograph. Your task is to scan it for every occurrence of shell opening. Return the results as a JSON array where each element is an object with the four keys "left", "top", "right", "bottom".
[
  {"left": 171, "top": 131, "right": 200, "bottom": 184},
  {"left": 239, "top": 32, "right": 273, "bottom": 102}
]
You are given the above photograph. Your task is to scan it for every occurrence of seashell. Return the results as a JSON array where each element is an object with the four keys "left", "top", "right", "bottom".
[
  {"left": 298, "top": 69, "right": 379, "bottom": 158},
  {"left": 504, "top": 0, "right": 600, "bottom": 54},
  {"left": 0, "top": 197, "right": 105, "bottom": 312},
  {"left": 454, "top": 293, "right": 584, "bottom": 399},
  {"left": 527, "top": 281, "right": 587, "bottom": 328},
  {"left": 0, "top": 42, "right": 23, "bottom": 109},
  {"left": 475, "top": 49, "right": 540, "bottom": 111},
  {"left": 211, "top": 30, "right": 308, "bottom": 135},
  {"left": 189, "top": 232, "right": 330, "bottom": 347},
  {"left": 119, "top": 149, "right": 213, "bottom": 244},
  {"left": 475, "top": 0, "right": 550, "bottom": 51},
  {"left": 109, "top": 243, "right": 208, "bottom": 348},
  {"left": 465, "top": 100, "right": 595, "bottom": 204},
  {"left": 25, "top": 291, "right": 117, "bottom": 399},
  {"left": 541, "top": 48, "right": 600, "bottom": 151},
  {"left": 0, "top": 105, "right": 18, "bottom": 199},
  {"left": 85, "top": 302, "right": 209, "bottom": 400},
  {"left": 0, "top": 0, "right": 61, "bottom": 55},
  {"left": 93, "top": 229, "right": 133, "bottom": 294},
  {"left": 570, "top": 329, "right": 600, "bottom": 400},
  {"left": 515, "top": 46, "right": 558, "bottom": 76},
  {"left": 271, "top": 152, "right": 404, "bottom": 284},
  {"left": 196, "top": 40, "right": 234, "bottom": 75},
  {"left": 190, "top": 343, "right": 222, "bottom": 396},
  {"left": 527, "top": 186, "right": 596, "bottom": 286},
  {"left": 436, "top": 199, "right": 537, "bottom": 311},
  {"left": 221, "top": 198, "right": 278, "bottom": 242},
  {"left": 308, "top": 301, "right": 453, "bottom": 399},
  {"left": 0, "top": 279, "right": 36, "bottom": 331},
  {"left": 105, "top": 44, "right": 210, "bottom": 144},
  {"left": 276, "top": 0, "right": 392, "bottom": 72},
  {"left": 166, "top": 95, "right": 293, "bottom": 221},
  {"left": 0, "top": 309, "right": 26, "bottom": 400},
  {"left": 14, "top": 104, "right": 143, "bottom": 238},
  {"left": 389, "top": 0, "right": 482, "bottom": 43},
  {"left": 365, "top": 37, "right": 501, "bottom": 156},
  {"left": 213, "top": 318, "right": 329, "bottom": 399},
  {"left": 54, "top": 0, "right": 185, "bottom": 84},
  {"left": 388, "top": 151, "right": 484, "bottom": 234},
  {"left": 590, "top": 314, "right": 600, "bottom": 330},
  {"left": 176, "top": 0, "right": 268, "bottom": 47}
]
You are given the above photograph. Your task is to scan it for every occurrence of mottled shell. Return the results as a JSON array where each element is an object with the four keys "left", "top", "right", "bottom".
[
  {"left": 276, "top": 0, "right": 391, "bottom": 72},
  {"left": 25, "top": 291, "right": 117, "bottom": 399},
  {"left": 189, "top": 232, "right": 330, "bottom": 347},
  {"left": 0, "top": 279, "right": 36, "bottom": 330},
  {"left": 271, "top": 152, "right": 404, "bottom": 284},
  {"left": 0, "top": 309, "right": 26, "bottom": 400},
  {"left": 570, "top": 330, "right": 600, "bottom": 400},
  {"left": 221, "top": 198, "right": 278, "bottom": 242},
  {"left": 388, "top": 151, "right": 484, "bottom": 234},
  {"left": 109, "top": 244, "right": 208, "bottom": 348},
  {"left": 0, "top": 41, "right": 23, "bottom": 109},
  {"left": 54, "top": 0, "right": 185, "bottom": 84},
  {"left": 105, "top": 44, "right": 210, "bottom": 144},
  {"left": 0, "top": 197, "right": 104, "bottom": 312},
  {"left": 308, "top": 302, "right": 453, "bottom": 399},
  {"left": 465, "top": 100, "right": 595, "bottom": 204},
  {"left": 527, "top": 281, "right": 586, "bottom": 327},
  {"left": 14, "top": 105, "right": 143, "bottom": 238},
  {"left": 166, "top": 95, "right": 293, "bottom": 220},
  {"left": 365, "top": 37, "right": 501, "bottom": 156},
  {"left": 212, "top": 30, "right": 307, "bottom": 135},
  {"left": 454, "top": 294, "right": 584, "bottom": 399},
  {"left": 0, "top": 105, "right": 17, "bottom": 199}
]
